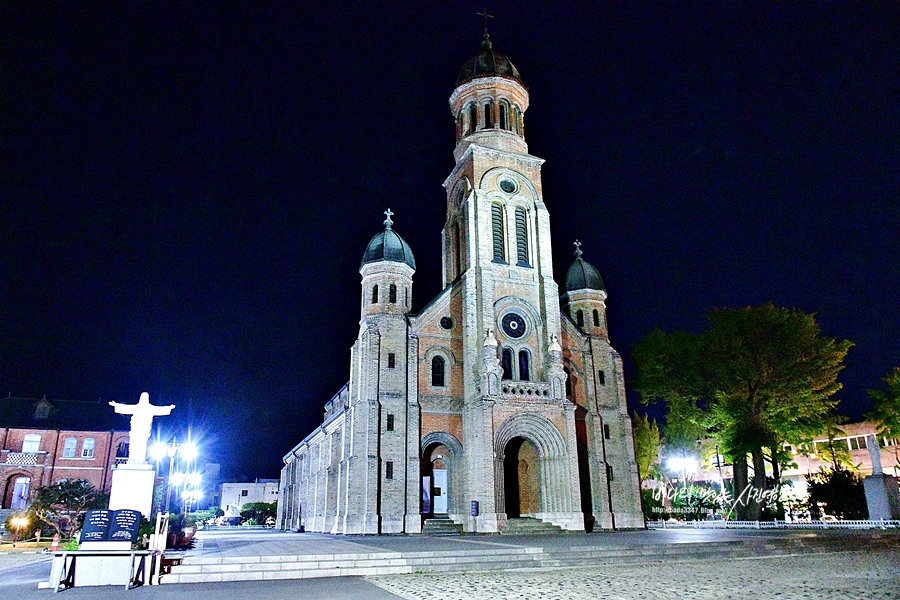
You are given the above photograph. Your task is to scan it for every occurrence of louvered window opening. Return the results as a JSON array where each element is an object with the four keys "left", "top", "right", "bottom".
[
  {"left": 515, "top": 207, "right": 529, "bottom": 266},
  {"left": 491, "top": 204, "right": 505, "bottom": 262}
]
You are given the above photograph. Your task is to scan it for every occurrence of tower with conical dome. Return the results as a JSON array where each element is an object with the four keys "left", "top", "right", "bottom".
[{"left": 278, "top": 29, "right": 643, "bottom": 535}]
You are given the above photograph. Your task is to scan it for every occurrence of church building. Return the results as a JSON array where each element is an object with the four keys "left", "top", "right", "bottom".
[{"left": 278, "top": 32, "right": 644, "bottom": 534}]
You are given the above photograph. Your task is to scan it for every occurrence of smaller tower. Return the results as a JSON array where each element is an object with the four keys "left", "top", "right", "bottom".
[
  {"left": 360, "top": 209, "right": 416, "bottom": 321},
  {"left": 341, "top": 210, "right": 417, "bottom": 533},
  {"left": 560, "top": 241, "right": 608, "bottom": 337}
]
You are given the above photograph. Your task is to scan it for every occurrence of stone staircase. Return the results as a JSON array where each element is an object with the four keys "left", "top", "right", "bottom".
[
  {"left": 421, "top": 516, "right": 464, "bottom": 535},
  {"left": 162, "top": 532, "right": 900, "bottom": 584},
  {"left": 501, "top": 517, "right": 563, "bottom": 535}
]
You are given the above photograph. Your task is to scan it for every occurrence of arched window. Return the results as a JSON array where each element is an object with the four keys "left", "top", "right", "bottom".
[
  {"left": 499, "top": 102, "right": 508, "bottom": 129},
  {"left": 431, "top": 356, "right": 446, "bottom": 387},
  {"left": 491, "top": 203, "right": 505, "bottom": 262},
  {"left": 82, "top": 438, "right": 95, "bottom": 458},
  {"left": 63, "top": 437, "right": 77, "bottom": 458},
  {"left": 518, "top": 350, "right": 530, "bottom": 381},
  {"left": 484, "top": 101, "right": 494, "bottom": 128},
  {"left": 469, "top": 103, "right": 477, "bottom": 133},
  {"left": 576, "top": 310, "right": 584, "bottom": 328},
  {"left": 593, "top": 309, "right": 600, "bottom": 327},
  {"left": 564, "top": 367, "right": 573, "bottom": 397},
  {"left": 501, "top": 348, "right": 513, "bottom": 380},
  {"left": 515, "top": 207, "right": 529, "bottom": 266},
  {"left": 389, "top": 284, "right": 397, "bottom": 303},
  {"left": 372, "top": 285, "right": 379, "bottom": 304}
]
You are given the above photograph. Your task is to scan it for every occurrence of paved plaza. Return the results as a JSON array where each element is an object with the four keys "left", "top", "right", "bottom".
[
  {"left": 370, "top": 550, "right": 900, "bottom": 599},
  {"left": 1, "top": 528, "right": 898, "bottom": 599}
]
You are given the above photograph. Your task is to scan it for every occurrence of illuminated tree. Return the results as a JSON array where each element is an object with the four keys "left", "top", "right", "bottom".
[{"left": 633, "top": 304, "right": 852, "bottom": 520}]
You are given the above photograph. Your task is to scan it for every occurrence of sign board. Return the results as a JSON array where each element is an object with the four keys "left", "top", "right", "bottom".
[{"left": 80, "top": 509, "right": 142, "bottom": 544}]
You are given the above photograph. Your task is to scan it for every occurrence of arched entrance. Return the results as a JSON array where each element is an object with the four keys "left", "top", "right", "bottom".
[
  {"left": 421, "top": 432, "right": 463, "bottom": 518},
  {"left": 495, "top": 413, "right": 580, "bottom": 527},
  {"left": 503, "top": 437, "right": 539, "bottom": 517},
  {"left": 5, "top": 475, "right": 31, "bottom": 510}
]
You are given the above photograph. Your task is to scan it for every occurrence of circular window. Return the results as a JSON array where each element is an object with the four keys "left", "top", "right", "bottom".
[
  {"left": 499, "top": 179, "right": 517, "bottom": 194},
  {"left": 440, "top": 316, "right": 453, "bottom": 330},
  {"left": 501, "top": 312, "right": 527, "bottom": 338}
]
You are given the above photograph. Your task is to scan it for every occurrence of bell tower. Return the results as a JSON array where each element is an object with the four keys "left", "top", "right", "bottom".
[{"left": 443, "top": 29, "right": 583, "bottom": 533}]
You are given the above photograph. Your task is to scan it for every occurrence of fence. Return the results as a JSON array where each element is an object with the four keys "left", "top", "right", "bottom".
[{"left": 647, "top": 519, "right": 900, "bottom": 530}]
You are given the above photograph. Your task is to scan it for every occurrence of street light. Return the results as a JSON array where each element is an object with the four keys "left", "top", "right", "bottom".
[
  {"left": 666, "top": 456, "right": 699, "bottom": 481},
  {"left": 10, "top": 516, "right": 28, "bottom": 547},
  {"left": 150, "top": 438, "right": 198, "bottom": 514}
]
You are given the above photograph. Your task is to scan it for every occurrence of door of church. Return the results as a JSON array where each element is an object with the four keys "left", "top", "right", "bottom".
[{"left": 433, "top": 469, "right": 448, "bottom": 514}]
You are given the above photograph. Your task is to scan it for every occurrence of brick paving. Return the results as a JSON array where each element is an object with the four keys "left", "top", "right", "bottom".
[{"left": 368, "top": 550, "right": 900, "bottom": 600}]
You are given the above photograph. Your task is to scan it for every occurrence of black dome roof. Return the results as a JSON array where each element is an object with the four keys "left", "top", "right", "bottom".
[
  {"left": 565, "top": 243, "right": 605, "bottom": 292},
  {"left": 455, "top": 34, "right": 523, "bottom": 87},
  {"left": 360, "top": 212, "right": 416, "bottom": 270}
]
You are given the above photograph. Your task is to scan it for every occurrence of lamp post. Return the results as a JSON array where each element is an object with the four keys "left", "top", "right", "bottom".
[
  {"left": 10, "top": 516, "right": 28, "bottom": 547},
  {"left": 150, "top": 438, "right": 198, "bottom": 514}
]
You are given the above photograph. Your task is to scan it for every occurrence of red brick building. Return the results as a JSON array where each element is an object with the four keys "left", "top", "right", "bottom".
[{"left": 0, "top": 396, "right": 129, "bottom": 510}]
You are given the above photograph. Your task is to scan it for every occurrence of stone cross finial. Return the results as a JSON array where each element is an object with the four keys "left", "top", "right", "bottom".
[
  {"left": 573, "top": 240, "right": 583, "bottom": 259},
  {"left": 477, "top": 8, "right": 494, "bottom": 32},
  {"left": 383, "top": 208, "right": 394, "bottom": 230},
  {"left": 477, "top": 8, "right": 494, "bottom": 48}
]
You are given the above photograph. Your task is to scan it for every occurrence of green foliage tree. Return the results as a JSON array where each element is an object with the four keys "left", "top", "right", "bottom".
[
  {"left": 632, "top": 412, "right": 661, "bottom": 484},
  {"left": 240, "top": 502, "right": 277, "bottom": 524},
  {"left": 633, "top": 303, "right": 852, "bottom": 520},
  {"left": 28, "top": 479, "right": 108, "bottom": 538},
  {"left": 806, "top": 468, "right": 867, "bottom": 520},
  {"left": 867, "top": 367, "right": 900, "bottom": 445}
]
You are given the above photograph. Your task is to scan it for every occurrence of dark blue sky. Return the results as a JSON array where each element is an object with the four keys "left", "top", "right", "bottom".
[{"left": 3, "top": 3, "right": 898, "bottom": 479}]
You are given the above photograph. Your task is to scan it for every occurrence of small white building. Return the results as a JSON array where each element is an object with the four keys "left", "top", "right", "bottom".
[{"left": 219, "top": 479, "right": 279, "bottom": 514}]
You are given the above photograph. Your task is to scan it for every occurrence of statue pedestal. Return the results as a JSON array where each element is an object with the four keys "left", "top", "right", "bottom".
[
  {"left": 108, "top": 464, "right": 156, "bottom": 518},
  {"left": 863, "top": 473, "right": 900, "bottom": 520}
]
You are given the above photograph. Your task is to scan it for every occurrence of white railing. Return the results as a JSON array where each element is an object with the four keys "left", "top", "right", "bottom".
[
  {"left": 5, "top": 452, "right": 41, "bottom": 466},
  {"left": 647, "top": 519, "right": 900, "bottom": 530}
]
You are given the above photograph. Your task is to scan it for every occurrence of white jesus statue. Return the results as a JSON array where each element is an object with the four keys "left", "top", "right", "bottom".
[{"left": 110, "top": 392, "right": 175, "bottom": 465}]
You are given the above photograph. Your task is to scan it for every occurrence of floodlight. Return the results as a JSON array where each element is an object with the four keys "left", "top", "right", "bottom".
[
  {"left": 149, "top": 442, "right": 168, "bottom": 461},
  {"left": 179, "top": 443, "right": 198, "bottom": 461},
  {"left": 666, "top": 456, "right": 699, "bottom": 473}
]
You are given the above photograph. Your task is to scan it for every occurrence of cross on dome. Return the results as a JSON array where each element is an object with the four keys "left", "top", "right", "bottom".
[
  {"left": 384, "top": 208, "right": 394, "bottom": 230},
  {"left": 573, "top": 239, "right": 583, "bottom": 259},
  {"left": 477, "top": 8, "right": 494, "bottom": 48}
]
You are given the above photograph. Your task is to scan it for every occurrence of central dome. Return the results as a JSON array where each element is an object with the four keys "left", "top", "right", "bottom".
[{"left": 455, "top": 34, "right": 523, "bottom": 87}]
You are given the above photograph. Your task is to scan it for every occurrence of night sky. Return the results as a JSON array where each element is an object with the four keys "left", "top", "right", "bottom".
[{"left": 4, "top": 3, "right": 899, "bottom": 480}]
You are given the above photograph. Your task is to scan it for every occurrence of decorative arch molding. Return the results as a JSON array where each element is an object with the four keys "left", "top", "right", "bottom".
[
  {"left": 494, "top": 295, "right": 544, "bottom": 330},
  {"left": 478, "top": 167, "right": 539, "bottom": 205},
  {"left": 422, "top": 344, "right": 460, "bottom": 366},
  {"left": 494, "top": 413, "right": 567, "bottom": 459},
  {"left": 421, "top": 431, "right": 463, "bottom": 458}
]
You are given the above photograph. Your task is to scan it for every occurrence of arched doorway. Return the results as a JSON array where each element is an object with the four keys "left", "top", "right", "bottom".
[
  {"left": 423, "top": 444, "right": 449, "bottom": 515},
  {"left": 421, "top": 432, "right": 463, "bottom": 518},
  {"left": 8, "top": 476, "right": 31, "bottom": 510},
  {"left": 503, "top": 437, "right": 539, "bottom": 517}
]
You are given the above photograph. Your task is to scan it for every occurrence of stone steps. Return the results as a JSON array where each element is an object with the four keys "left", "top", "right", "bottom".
[
  {"left": 163, "top": 533, "right": 900, "bottom": 584},
  {"left": 422, "top": 517, "right": 465, "bottom": 535},
  {"left": 163, "top": 547, "right": 544, "bottom": 584},
  {"left": 501, "top": 518, "right": 563, "bottom": 535}
]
